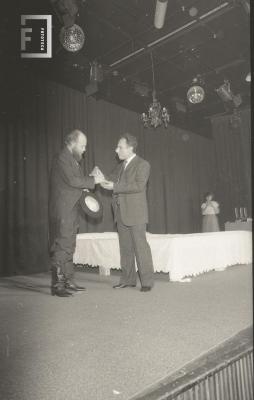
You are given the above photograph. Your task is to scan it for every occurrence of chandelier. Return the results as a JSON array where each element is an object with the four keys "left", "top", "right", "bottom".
[
  {"left": 141, "top": 53, "right": 170, "bottom": 128},
  {"left": 59, "top": 24, "right": 85, "bottom": 52}
]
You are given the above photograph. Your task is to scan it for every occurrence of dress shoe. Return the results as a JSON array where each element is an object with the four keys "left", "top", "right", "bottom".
[
  {"left": 140, "top": 286, "right": 152, "bottom": 292},
  {"left": 65, "top": 283, "right": 86, "bottom": 291},
  {"left": 51, "top": 287, "right": 73, "bottom": 297},
  {"left": 113, "top": 283, "right": 136, "bottom": 289}
]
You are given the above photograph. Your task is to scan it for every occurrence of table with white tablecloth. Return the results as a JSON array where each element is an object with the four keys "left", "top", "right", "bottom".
[{"left": 73, "top": 231, "right": 252, "bottom": 281}]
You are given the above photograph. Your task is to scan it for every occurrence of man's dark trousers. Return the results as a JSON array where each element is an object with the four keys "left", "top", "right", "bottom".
[
  {"left": 50, "top": 203, "right": 79, "bottom": 280},
  {"left": 116, "top": 206, "right": 154, "bottom": 288}
]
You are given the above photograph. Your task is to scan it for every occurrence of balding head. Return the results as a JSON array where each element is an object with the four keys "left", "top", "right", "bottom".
[
  {"left": 65, "top": 129, "right": 87, "bottom": 162},
  {"left": 64, "top": 129, "right": 86, "bottom": 146}
]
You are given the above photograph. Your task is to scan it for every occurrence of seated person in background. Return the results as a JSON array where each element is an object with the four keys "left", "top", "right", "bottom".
[{"left": 201, "top": 192, "right": 220, "bottom": 232}]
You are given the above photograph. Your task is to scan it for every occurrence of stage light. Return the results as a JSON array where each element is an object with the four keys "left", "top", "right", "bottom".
[
  {"left": 59, "top": 24, "right": 85, "bottom": 52},
  {"left": 215, "top": 80, "right": 242, "bottom": 109},
  {"left": 215, "top": 80, "right": 233, "bottom": 102},
  {"left": 154, "top": 0, "right": 168, "bottom": 29},
  {"left": 187, "top": 77, "right": 205, "bottom": 104}
]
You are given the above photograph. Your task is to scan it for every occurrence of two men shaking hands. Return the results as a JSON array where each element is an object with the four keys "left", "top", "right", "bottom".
[{"left": 49, "top": 130, "right": 154, "bottom": 297}]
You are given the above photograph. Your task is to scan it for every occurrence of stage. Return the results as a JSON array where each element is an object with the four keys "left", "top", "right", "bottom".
[
  {"left": 0, "top": 264, "right": 252, "bottom": 400},
  {"left": 73, "top": 230, "right": 252, "bottom": 281}
]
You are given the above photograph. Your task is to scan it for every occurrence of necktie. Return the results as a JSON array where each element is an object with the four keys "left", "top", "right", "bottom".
[{"left": 117, "top": 161, "right": 127, "bottom": 183}]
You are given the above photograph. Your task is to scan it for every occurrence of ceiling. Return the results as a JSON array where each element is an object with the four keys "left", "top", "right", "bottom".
[{"left": 1, "top": 0, "right": 251, "bottom": 134}]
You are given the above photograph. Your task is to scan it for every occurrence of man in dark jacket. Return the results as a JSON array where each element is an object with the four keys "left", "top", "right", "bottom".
[
  {"left": 49, "top": 129, "right": 104, "bottom": 297},
  {"left": 101, "top": 133, "right": 154, "bottom": 292}
]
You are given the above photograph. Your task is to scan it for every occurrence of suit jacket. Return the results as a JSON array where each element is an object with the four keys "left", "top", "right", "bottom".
[
  {"left": 111, "top": 155, "right": 150, "bottom": 226},
  {"left": 49, "top": 147, "right": 95, "bottom": 220}
]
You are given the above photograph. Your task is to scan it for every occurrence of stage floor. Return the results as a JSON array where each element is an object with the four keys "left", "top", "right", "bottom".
[{"left": 0, "top": 264, "right": 252, "bottom": 400}]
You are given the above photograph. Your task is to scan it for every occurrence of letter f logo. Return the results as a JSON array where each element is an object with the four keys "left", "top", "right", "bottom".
[
  {"left": 20, "top": 15, "right": 52, "bottom": 58},
  {"left": 21, "top": 16, "right": 32, "bottom": 51}
]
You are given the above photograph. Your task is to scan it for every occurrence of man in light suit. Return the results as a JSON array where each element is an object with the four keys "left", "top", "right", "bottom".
[
  {"left": 101, "top": 133, "right": 154, "bottom": 292},
  {"left": 49, "top": 129, "right": 104, "bottom": 297}
]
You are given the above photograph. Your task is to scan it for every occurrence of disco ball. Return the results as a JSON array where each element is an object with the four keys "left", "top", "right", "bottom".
[
  {"left": 59, "top": 24, "right": 85, "bottom": 52},
  {"left": 187, "top": 85, "right": 205, "bottom": 104}
]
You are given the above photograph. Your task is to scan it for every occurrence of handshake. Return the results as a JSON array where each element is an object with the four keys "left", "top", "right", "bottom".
[{"left": 89, "top": 166, "right": 114, "bottom": 190}]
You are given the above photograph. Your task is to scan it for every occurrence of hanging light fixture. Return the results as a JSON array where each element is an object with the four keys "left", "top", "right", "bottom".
[
  {"left": 141, "top": 53, "right": 170, "bottom": 128},
  {"left": 59, "top": 24, "right": 85, "bottom": 52},
  {"left": 187, "top": 76, "right": 205, "bottom": 104},
  {"left": 154, "top": 0, "right": 169, "bottom": 29}
]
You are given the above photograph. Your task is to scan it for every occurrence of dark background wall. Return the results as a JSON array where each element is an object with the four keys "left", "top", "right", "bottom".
[{"left": 0, "top": 75, "right": 251, "bottom": 276}]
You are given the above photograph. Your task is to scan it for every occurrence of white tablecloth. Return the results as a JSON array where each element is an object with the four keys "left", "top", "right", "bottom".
[{"left": 73, "top": 231, "right": 252, "bottom": 281}]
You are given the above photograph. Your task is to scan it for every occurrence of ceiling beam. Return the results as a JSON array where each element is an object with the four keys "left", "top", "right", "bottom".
[
  {"left": 122, "top": 38, "right": 207, "bottom": 82},
  {"left": 157, "top": 58, "right": 246, "bottom": 96},
  {"left": 109, "top": 1, "right": 237, "bottom": 69}
]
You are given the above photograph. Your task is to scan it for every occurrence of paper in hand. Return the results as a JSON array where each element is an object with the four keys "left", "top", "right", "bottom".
[{"left": 89, "top": 166, "right": 100, "bottom": 177}]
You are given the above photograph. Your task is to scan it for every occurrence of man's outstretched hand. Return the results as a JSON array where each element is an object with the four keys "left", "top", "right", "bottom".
[
  {"left": 94, "top": 175, "right": 106, "bottom": 184},
  {"left": 90, "top": 166, "right": 106, "bottom": 185},
  {"left": 90, "top": 166, "right": 105, "bottom": 178},
  {"left": 100, "top": 180, "right": 114, "bottom": 190}
]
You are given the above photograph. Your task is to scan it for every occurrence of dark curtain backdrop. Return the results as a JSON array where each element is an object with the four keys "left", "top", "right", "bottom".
[
  {"left": 210, "top": 109, "right": 252, "bottom": 221},
  {"left": 0, "top": 75, "right": 251, "bottom": 276}
]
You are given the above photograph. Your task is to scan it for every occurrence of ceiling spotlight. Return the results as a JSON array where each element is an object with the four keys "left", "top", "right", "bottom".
[
  {"left": 245, "top": 72, "right": 251, "bottom": 82},
  {"left": 187, "top": 77, "right": 205, "bottom": 104},
  {"left": 215, "top": 80, "right": 242, "bottom": 108},
  {"left": 154, "top": 0, "right": 168, "bottom": 29},
  {"left": 59, "top": 24, "right": 85, "bottom": 52},
  {"left": 215, "top": 80, "right": 234, "bottom": 102}
]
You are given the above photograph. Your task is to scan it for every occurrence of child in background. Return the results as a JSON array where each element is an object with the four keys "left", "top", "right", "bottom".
[{"left": 201, "top": 192, "right": 220, "bottom": 232}]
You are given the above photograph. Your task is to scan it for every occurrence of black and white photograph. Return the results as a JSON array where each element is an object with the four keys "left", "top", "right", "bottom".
[{"left": 0, "top": 1, "right": 252, "bottom": 399}]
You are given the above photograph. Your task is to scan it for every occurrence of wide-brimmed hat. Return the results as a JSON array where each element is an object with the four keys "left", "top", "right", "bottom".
[{"left": 79, "top": 191, "right": 103, "bottom": 219}]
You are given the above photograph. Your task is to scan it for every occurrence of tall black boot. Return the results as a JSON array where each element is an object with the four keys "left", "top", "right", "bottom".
[
  {"left": 65, "top": 277, "right": 86, "bottom": 292},
  {"left": 51, "top": 267, "right": 73, "bottom": 297}
]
